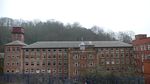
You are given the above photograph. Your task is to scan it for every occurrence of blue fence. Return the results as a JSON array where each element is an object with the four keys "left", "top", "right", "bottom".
[{"left": 0, "top": 74, "right": 146, "bottom": 84}]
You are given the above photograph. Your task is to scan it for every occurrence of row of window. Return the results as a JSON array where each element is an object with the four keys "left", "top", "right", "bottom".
[
  {"left": 24, "top": 69, "right": 67, "bottom": 73},
  {"left": 24, "top": 49, "right": 67, "bottom": 52},
  {"left": 105, "top": 67, "right": 128, "bottom": 71},
  {"left": 73, "top": 54, "right": 94, "bottom": 59},
  {"left": 25, "top": 62, "right": 67, "bottom": 66},
  {"left": 25, "top": 54, "right": 67, "bottom": 59},
  {"left": 100, "top": 54, "right": 131, "bottom": 58},
  {"left": 6, "top": 62, "right": 19, "bottom": 66},
  {"left": 73, "top": 62, "right": 94, "bottom": 67},
  {"left": 134, "top": 44, "right": 150, "bottom": 51},
  {"left": 6, "top": 70, "right": 19, "bottom": 73},
  {"left": 100, "top": 59, "right": 131, "bottom": 65},
  {"left": 98, "top": 48, "right": 132, "bottom": 51},
  {"left": 6, "top": 47, "right": 20, "bottom": 52},
  {"left": 6, "top": 55, "right": 20, "bottom": 58},
  {"left": 72, "top": 54, "right": 132, "bottom": 59}
]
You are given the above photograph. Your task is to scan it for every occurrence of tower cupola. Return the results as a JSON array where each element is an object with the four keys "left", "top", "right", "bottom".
[{"left": 11, "top": 27, "right": 24, "bottom": 42}]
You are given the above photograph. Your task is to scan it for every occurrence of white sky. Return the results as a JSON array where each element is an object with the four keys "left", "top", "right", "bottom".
[{"left": 0, "top": 0, "right": 150, "bottom": 36}]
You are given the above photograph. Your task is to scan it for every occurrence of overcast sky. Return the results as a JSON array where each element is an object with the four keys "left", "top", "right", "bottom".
[{"left": 0, "top": 0, "right": 150, "bottom": 36}]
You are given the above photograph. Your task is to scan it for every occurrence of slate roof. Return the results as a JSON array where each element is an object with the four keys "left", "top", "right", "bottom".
[
  {"left": 23, "top": 41, "right": 132, "bottom": 48},
  {"left": 5, "top": 40, "right": 27, "bottom": 46}
]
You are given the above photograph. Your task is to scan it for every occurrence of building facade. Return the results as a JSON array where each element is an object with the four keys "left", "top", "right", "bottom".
[
  {"left": 132, "top": 34, "right": 150, "bottom": 83},
  {"left": 4, "top": 27, "right": 27, "bottom": 73},
  {"left": 22, "top": 41, "right": 134, "bottom": 78},
  {"left": 4, "top": 27, "right": 135, "bottom": 78},
  {"left": 0, "top": 53, "right": 4, "bottom": 73}
]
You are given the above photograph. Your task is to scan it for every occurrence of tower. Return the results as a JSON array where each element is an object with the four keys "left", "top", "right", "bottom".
[{"left": 11, "top": 27, "right": 24, "bottom": 42}]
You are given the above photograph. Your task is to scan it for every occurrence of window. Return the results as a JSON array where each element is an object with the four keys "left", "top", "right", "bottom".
[
  {"left": 12, "top": 47, "right": 15, "bottom": 51},
  {"left": 47, "top": 69, "right": 51, "bottom": 73},
  {"left": 64, "top": 54, "right": 67, "bottom": 59},
  {"left": 31, "top": 69, "right": 34, "bottom": 72},
  {"left": 37, "top": 49, "right": 40, "bottom": 51},
  {"left": 53, "top": 49, "right": 56, "bottom": 52},
  {"left": 25, "top": 69, "right": 29, "bottom": 73},
  {"left": 116, "top": 59, "right": 120, "bottom": 64},
  {"left": 42, "top": 70, "right": 45, "bottom": 73},
  {"left": 53, "top": 55, "right": 56, "bottom": 58},
  {"left": 107, "top": 68, "right": 109, "bottom": 71},
  {"left": 37, "top": 62, "right": 40, "bottom": 66},
  {"left": 36, "top": 69, "right": 40, "bottom": 73},
  {"left": 12, "top": 62, "right": 14, "bottom": 65},
  {"left": 73, "top": 54, "right": 78, "bottom": 59},
  {"left": 101, "top": 54, "right": 104, "bottom": 58},
  {"left": 111, "top": 59, "right": 114, "bottom": 64},
  {"left": 141, "top": 45, "right": 143, "bottom": 51},
  {"left": 16, "top": 62, "right": 19, "bottom": 65},
  {"left": 31, "top": 55, "right": 34, "bottom": 58},
  {"left": 58, "top": 62, "right": 61, "bottom": 65},
  {"left": 31, "top": 49, "right": 34, "bottom": 51},
  {"left": 53, "top": 69, "right": 56, "bottom": 73},
  {"left": 148, "top": 44, "right": 150, "bottom": 50},
  {"left": 106, "top": 61, "right": 110, "bottom": 64},
  {"left": 42, "top": 49, "right": 45, "bottom": 51},
  {"left": 7, "top": 70, "right": 9, "bottom": 72},
  {"left": 89, "top": 62, "right": 93, "bottom": 67},
  {"left": 120, "top": 59, "right": 124, "bottom": 64},
  {"left": 53, "top": 62, "right": 56, "bottom": 66},
  {"left": 58, "top": 55, "right": 62, "bottom": 59},
  {"left": 144, "top": 45, "right": 147, "bottom": 50},
  {"left": 17, "top": 47, "right": 20, "bottom": 51},
  {"left": 37, "top": 54, "right": 40, "bottom": 58},
  {"left": 31, "top": 62, "right": 34, "bottom": 65},
  {"left": 42, "top": 62, "right": 45, "bottom": 66},
  {"left": 74, "top": 62, "right": 79, "bottom": 67},
  {"left": 59, "top": 49, "right": 62, "bottom": 52},
  {"left": 100, "top": 59, "right": 105, "bottom": 65},
  {"left": 74, "top": 70, "right": 78, "bottom": 75},
  {"left": 111, "top": 54, "right": 113, "bottom": 57},
  {"left": 106, "top": 54, "right": 109, "bottom": 57},
  {"left": 43, "top": 54, "right": 46, "bottom": 58},
  {"left": 7, "top": 62, "right": 10, "bottom": 65},
  {"left": 7, "top": 47, "right": 10, "bottom": 51},
  {"left": 25, "top": 55, "right": 28, "bottom": 58},
  {"left": 25, "top": 49, "right": 28, "bottom": 52},
  {"left": 25, "top": 62, "right": 28, "bottom": 65},
  {"left": 59, "top": 69, "right": 62, "bottom": 73},
  {"left": 64, "top": 62, "right": 67, "bottom": 65},
  {"left": 64, "top": 69, "right": 67, "bottom": 73},
  {"left": 88, "top": 54, "right": 93, "bottom": 59},
  {"left": 48, "top": 62, "right": 51, "bottom": 66},
  {"left": 146, "top": 55, "right": 150, "bottom": 59},
  {"left": 17, "top": 56, "right": 19, "bottom": 58},
  {"left": 121, "top": 54, "right": 124, "bottom": 58}
]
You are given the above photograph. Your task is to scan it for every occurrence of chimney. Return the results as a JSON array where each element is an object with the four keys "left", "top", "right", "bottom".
[
  {"left": 11, "top": 27, "right": 24, "bottom": 42},
  {"left": 135, "top": 34, "right": 147, "bottom": 40}
]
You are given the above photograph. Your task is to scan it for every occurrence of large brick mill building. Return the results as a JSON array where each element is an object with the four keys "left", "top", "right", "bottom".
[
  {"left": 132, "top": 34, "right": 150, "bottom": 83},
  {"left": 4, "top": 27, "right": 135, "bottom": 78}
]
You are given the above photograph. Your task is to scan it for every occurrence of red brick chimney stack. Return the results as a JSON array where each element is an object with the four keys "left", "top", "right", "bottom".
[
  {"left": 135, "top": 34, "right": 147, "bottom": 40},
  {"left": 11, "top": 27, "right": 24, "bottom": 42}
]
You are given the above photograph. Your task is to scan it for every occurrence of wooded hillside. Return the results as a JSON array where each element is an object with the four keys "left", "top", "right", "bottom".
[{"left": 0, "top": 17, "right": 134, "bottom": 52}]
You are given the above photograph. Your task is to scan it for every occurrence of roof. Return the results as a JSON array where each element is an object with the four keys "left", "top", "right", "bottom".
[
  {"left": 0, "top": 53, "right": 4, "bottom": 58},
  {"left": 132, "top": 37, "right": 150, "bottom": 45},
  {"left": 23, "top": 41, "right": 132, "bottom": 48},
  {"left": 5, "top": 40, "right": 27, "bottom": 46}
]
